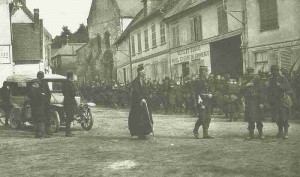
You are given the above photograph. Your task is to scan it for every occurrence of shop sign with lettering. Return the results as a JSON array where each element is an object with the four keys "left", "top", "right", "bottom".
[
  {"left": 171, "top": 44, "right": 210, "bottom": 65},
  {"left": 0, "top": 46, "right": 10, "bottom": 64}
]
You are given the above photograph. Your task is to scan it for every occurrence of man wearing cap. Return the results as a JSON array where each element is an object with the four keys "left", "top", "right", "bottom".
[
  {"left": 62, "top": 72, "right": 77, "bottom": 137},
  {"left": 241, "top": 67, "right": 265, "bottom": 139},
  {"left": 269, "top": 65, "right": 293, "bottom": 139},
  {"left": 128, "top": 65, "right": 153, "bottom": 139},
  {"left": 30, "top": 71, "right": 50, "bottom": 138},
  {"left": 0, "top": 81, "right": 12, "bottom": 127},
  {"left": 193, "top": 65, "right": 214, "bottom": 139}
]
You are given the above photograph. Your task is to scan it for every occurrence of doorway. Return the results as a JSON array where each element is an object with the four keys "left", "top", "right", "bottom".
[{"left": 210, "top": 35, "right": 243, "bottom": 79}]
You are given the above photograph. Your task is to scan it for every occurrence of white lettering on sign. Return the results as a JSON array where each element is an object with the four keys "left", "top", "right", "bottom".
[
  {"left": 171, "top": 44, "right": 210, "bottom": 65},
  {"left": 0, "top": 46, "right": 10, "bottom": 64}
]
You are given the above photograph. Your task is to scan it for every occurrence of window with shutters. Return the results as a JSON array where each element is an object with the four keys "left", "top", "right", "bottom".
[
  {"left": 151, "top": 24, "right": 157, "bottom": 48},
  {"left": 255, "top": 51, "right": 268, "bottom": 72},
  {"left": 217, "top": 3, "right": 228, "bottom": 34},
  {"left": 131, "top": 35, "right": 135, "bottom": 56},
  {"left": 172, "top": 23, "right": 180, "bottom": 47},
  {"left": 259, "top": 0, "right": 279, "bottom": 31},
  {"left": 160, "top": 21, "right": 166, "bottom": 45},
  {"left": 137, "top": 32, "right": 142, "bottom": 53},
  {"left": 190, "top": 15, "right": 203, "bottom": 42},
  {"left": 144, "top": 28, "right": 149, "bottom": 51}
]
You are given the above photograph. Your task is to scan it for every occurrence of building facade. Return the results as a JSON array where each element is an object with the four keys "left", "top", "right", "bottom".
[
  {"left": 115, "top": 0, "right": 300, "bottom": 83},
  {"left": 115, "top": 0, "right": 179, "bottom": 83},
  {"left": 11, "top": 0, "right": 52, "bottom": 75},
  {"left": 0, "top": 0, "right": 13, "bottom": 87},
  {"left": 245, "top": 0, "right": 300, "bottom": 73}
]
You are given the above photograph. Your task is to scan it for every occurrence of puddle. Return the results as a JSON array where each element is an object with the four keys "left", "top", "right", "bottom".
[{"left": 108, "top": 160, "right": 137, "bottom": 170}]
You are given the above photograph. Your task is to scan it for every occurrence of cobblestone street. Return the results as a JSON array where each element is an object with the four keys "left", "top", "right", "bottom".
[{"left": 0, "top": 107, "right": 299, "bottom": 177}]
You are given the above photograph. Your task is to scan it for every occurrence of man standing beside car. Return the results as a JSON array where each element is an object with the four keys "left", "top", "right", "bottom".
[
  {"left": 62, "top": 72, "right": 77, "bottom": 137},
  {"left": 0, "top": 81, "right": 12, "bottom": 127},
  {"left": 30, "top": 71, "right": 50, "bottom": 138}
]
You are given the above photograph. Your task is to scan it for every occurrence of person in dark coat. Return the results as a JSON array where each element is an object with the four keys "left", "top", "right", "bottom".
[
  {"left": 128, "top": 65, "right": 153, "bottom": 139},
  {"left": 269, "top": 65, "right": 293, "bottom": 139},
  {"left": 62, "top": 72, "right": 77, "bottom": 137},
  {"left": 241, "top": 67, "right": 266, "bottom": 139},
  {"left": 0, "top": 81, "right": 12, "bottom": 126},
  {"left": 30, "top": 71, "right": 50, "bottom": 138},
  {"left": 193, "top": 65, "right": 214, "bottom": 139}
]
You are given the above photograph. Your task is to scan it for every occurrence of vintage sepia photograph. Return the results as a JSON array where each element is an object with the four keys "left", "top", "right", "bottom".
[{"left": 0, "top": 0, "right": 299, "bottom": 176}]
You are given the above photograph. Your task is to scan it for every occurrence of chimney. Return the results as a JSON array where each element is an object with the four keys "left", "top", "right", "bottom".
[
  {"left": 142, "top": 0, "right": 147, "bottom": 17},
  {"left": 34, "top": 9, "right": 39, "bottom": 29}
]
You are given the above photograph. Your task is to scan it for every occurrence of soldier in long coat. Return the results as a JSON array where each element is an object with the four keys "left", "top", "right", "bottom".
[
  {"left": 0, "top": 81, "right": 12, "bottom": 126},
  {"left": 128, "top": 65, "right": 153, "bottom": 139},
  {"left": 268, "top": 65, "right": 293, "bottom": 139},
  {"left": 30, "top": 71, "right": 50, "bottom": 138},
  {"left": 62, "top": 72, "right": 77, "bottom": 137},
  {"left": 241, "top": 67, "right": 265, "bottom": 139},
  {"left": 193, "top": 66, "right": 214, "bottom": 139}
]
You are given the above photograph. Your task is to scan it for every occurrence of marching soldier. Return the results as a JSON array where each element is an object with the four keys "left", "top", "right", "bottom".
[
  {"left": 62, "top": 72, "right": 77, "bottom": 137},
  {"left": 269, "top": 65, "right": 293, "bottom": 139},
  {"left": 241, "top": 67, "right": 265, "bottom": 139},
  {"left": 193, "top": 65, "right": 214, "bottom": 139}
]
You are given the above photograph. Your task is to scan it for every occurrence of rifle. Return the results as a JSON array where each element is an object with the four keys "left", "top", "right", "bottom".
[{"left": 288, "top": 58, "right": 299, "bottom": 78}]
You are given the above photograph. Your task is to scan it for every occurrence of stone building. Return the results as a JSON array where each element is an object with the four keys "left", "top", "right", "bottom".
[{"left": 76, "top": 0, "right": 142, "bottom": 83}]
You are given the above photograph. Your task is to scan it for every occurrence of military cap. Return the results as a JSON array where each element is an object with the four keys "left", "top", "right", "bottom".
[
  {"left": 37, "top": 71, "right": 44, "bottom": 79},
  {"left": 199, "top": 65, "right": 208, "bottom": 70},
  {"left": 270, "top": 65, "right": 279, "bottom": 70},
  {"left": 137, "top": 65, "right": 144, "bottom": 72},
  {"left": 66, "top": 72, "right": 74, "bottom": 79},
  {"left": 246, "top": 67, "right": 254, "bottom": 72}
]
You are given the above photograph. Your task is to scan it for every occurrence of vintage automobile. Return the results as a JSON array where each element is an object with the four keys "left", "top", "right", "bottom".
[{"left": 0, "top": 74, "right": 94, "bottom": 132}]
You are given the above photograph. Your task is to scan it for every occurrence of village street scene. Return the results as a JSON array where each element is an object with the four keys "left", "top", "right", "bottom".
[{"left": 0, "top": 0, "right": 299, "bottom": 176}]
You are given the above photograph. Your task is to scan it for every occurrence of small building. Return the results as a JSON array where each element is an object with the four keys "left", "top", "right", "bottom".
[
  {"left": 51, "top": 43, "right": 86, "bottom": 77},
  {"left": 11, "top": 0, "right": 52, "bottom": 75},
  {"left": 0, "top": 0, "right": 13, "bottom": 87}
]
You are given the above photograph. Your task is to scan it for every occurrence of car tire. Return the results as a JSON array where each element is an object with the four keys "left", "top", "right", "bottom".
[
  {"left": 9, "top": 108, "right": 21, "bottom": 129},
  {"left": 81, "top": 109, "right": 93, "bottom": 131},
  {"left": 49, "top": 110, "right": 60, "bottom": 133}
]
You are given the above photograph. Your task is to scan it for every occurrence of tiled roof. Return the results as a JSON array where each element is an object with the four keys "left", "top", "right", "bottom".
[
  {"left": 12, "top": 23, "right": 42, "bottom": 61},
  {"left": 52, "top": 43, "right": 87, "bottom": 58},
  {"left": 165, "top": 0, "right": 216, "bottom": 19}
]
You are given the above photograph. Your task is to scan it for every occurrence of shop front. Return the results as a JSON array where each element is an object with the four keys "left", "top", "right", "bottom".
[{"left": 170, "top": 44, "right": 211, "bottom": 80}]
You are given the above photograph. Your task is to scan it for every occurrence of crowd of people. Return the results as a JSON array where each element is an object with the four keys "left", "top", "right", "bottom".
[{"left": 76, "top": 67, "right": 300, "bottom": 122}]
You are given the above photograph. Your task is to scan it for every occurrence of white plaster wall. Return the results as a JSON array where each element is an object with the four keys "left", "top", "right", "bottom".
[
  {"left": 0, "top": 3, "right": 12, "bottom": 45},
  {"left": 14, "top": 63, "right": 44, "bottom": 75},
  {"left": 11, "top": 9, "right": 32, "bottom": 23},
  {"left": 247, "top": 0, "right": 300, "bottom": 47}
]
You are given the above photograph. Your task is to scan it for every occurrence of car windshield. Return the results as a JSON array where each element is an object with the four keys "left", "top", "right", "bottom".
[
  {"left": 9, "top": 82, "right": 30, "bottom": 96},
  {"left": 48, "top": 81, "right": 63, "bottom": 93}
]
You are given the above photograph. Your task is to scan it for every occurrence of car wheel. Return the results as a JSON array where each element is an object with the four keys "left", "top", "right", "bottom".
[
  {"left": 81, "top": 109, "right": 93, "bottom": 131},
  {"left": 49, "top": 110, "right": 60, "bottom": 133},
  {"left": 0, "top": 108, "right": 6, "bottom": 125},
  {"left": 9, "top": 109, "right": 21, "bottom": 129}
]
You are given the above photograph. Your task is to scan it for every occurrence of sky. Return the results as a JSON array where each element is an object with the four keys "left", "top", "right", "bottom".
[{"left": 26, "top": 0, "right": 93, "bottom": 37}]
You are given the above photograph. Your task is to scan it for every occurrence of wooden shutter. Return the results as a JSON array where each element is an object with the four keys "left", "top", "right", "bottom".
[
  {"left": 198, "top": 15, "right": 203, "bottom": 41},
  {"left": 190, "top": 18, "right": 195, "bottom": 42},
  {"left": 259, "top": 0, "right": 279, "bottom": 30}
]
